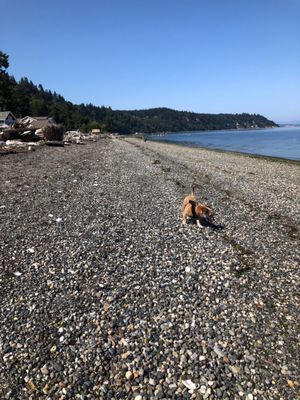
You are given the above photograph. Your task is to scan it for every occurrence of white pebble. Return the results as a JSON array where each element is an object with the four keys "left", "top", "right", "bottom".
[
  {"left": 125, "top": 371, "right": 132, "bottom": 380},
  {"left": 213, "top": 345, "right": 225, "bottom": 357},
  {"left": 182, "top": 380, "right": 199, "bottom": 392},
  {"left": 200, "top": 385, "right": 207, "bottom": 394}
]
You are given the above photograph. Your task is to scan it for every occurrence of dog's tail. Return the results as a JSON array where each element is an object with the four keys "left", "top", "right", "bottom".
[{"left": 192, "top": 183, "right": 196, "bottom": 195}]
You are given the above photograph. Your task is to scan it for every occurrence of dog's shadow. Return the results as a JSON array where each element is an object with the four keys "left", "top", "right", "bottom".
[{"left": 188, "top": 217, "right": 225, "bottom": 230}]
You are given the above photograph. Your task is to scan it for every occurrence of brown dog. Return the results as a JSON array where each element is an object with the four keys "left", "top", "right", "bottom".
[{"left": 182, "top": 185, "right": 213, "bottom": 227}]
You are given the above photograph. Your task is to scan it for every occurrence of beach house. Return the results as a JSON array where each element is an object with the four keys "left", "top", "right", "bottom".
[{"left": 0, "top": 111, "right": 16, "bottom": 127}]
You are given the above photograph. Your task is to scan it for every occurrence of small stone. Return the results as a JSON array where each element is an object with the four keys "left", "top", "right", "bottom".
[
  {"left": 41, "top": 365, "right": 48, "bottom": 375},
  {"left": 52, "top": 361, "right": 63, "bottom": 372},
  {"left": 42, "top": 384, "right": 49, "bottom": 394},
  {"left": 213, "top": 345, "right": 224, "bottom": 358},
  {"left": 50, "top": 345, "right": 57, "bottom": 353},
  {"left": 156, "top": 371, "right": 165, "bottom": 380},
  {"left": 230, "top": 365, "right": 240, "bottom": 375},
  {"left": 200, "top": 385, "right": 206, "bottom": 394},
  {"left": 125, "top": 382, "right": 131, "bottom": 392},
  {"left": 121, "top": 351, "right": 131, "bottom": 359},
  {"left": 47, "top": 280, "right": 54, "bottom": 289},
  {"left": 245, "top": 366, "right": 250, "bottom": 374},
  {"left": 26, "top": 380, "right": 36, "bottom": 391},
  {"left": 125, "top": 371, "right": 133, "bottom": 380},
  {"left": 281, "top": 366, "right": 288, "bottom": 375}
]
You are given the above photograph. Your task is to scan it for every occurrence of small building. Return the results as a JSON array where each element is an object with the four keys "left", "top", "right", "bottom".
[
  {"left": 0, "top": 111, "right": 17, "bottom": 127},
  {"left": 91, "top": 129, "right": 101, "bottom": 134}
]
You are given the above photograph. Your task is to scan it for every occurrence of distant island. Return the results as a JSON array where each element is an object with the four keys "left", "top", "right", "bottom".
[
  {"left": 0, "top": 51, "right": 278, "bottom": 134},
  {"left": 110, "top": 108, "right": 278, "bottom": 134}
]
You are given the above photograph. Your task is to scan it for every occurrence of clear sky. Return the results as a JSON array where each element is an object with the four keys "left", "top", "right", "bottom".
[{"left": 1, "top": 0, "right": 300, "bottom": 122}]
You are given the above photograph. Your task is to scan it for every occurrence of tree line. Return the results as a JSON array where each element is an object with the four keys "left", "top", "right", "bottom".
[{"left": 0, "top": 51, "right": 278, "bottom": 133}]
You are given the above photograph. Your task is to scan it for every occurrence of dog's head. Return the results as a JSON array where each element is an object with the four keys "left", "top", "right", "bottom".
[
  {"left": 204, "top": 205, "right": 213, "bottom": 221},
  {"left": 196, "top": 204, "right": 213, "bottom": 221}
]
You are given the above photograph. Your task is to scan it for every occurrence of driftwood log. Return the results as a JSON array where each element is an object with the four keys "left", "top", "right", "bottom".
[{"left": 0, "top": 128, "right": 41, "bottom": 141}]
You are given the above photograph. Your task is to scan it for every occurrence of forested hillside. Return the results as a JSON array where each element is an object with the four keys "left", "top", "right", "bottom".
[{"left": 0, "top": 51, "right": 278, "bottom": 133}]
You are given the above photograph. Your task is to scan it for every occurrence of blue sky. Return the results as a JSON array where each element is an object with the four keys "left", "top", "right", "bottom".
[{"left": 1, "top": 0, "right": 300, "bottom": 122}]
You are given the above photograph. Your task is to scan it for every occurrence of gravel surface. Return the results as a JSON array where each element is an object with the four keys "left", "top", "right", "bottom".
[{"left": 0, "top": 137, "right": 299, "bottom": 399}]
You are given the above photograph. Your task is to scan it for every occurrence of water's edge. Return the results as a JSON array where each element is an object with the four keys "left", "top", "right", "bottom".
[
  {"left": 147, "top": 137, "right": 300, "bottom": 165},
  {"left": 148, "top": 126, "right": 300, "bottom": 162}
]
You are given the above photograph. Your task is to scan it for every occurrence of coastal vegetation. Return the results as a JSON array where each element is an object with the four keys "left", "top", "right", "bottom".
[{"left": 0, "top": 51, "right": 278, "bottom": 133}]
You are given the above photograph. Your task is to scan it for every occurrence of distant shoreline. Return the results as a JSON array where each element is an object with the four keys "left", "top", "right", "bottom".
[
  {"left": 146, "top": 137, "right": 300, "bottom": 165},
  {"left": 146, "top": 125, "right": 279, "bottom": 136},
  {"left": 146, "top": 125, "right": 300, "bottom": 162}
]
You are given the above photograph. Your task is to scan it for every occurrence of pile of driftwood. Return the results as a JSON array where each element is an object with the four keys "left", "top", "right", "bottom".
[
  {"left": 0, "top": 139, "right": 43, "bottom": 154},
  {"left": 0, "top": 119, "right": 106, "bottom": 155},
  {"left": 64, "top": 130, "right": 99, "bottom": 145},
  {"left": 0, "top": 122, "right": 65, "bottom": 154}
]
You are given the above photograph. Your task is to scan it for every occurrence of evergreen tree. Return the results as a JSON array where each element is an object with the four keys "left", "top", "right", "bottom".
[{"left": 0, "top": 51, "right": 13, "bottom": 111}]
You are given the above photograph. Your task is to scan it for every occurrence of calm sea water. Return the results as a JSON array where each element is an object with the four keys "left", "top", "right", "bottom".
[{"left": 150, "top": 126, "right": 300, "bottom": 161}]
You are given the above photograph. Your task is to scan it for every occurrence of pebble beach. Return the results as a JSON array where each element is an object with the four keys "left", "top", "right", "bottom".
[{"left": 0, "top": 136, "right": 299, "bottom": 399}]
